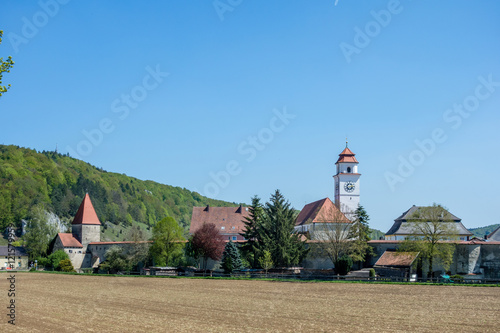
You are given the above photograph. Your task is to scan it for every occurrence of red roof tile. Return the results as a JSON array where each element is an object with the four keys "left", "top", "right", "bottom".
[
  {"left": 336, "top": 147, "right": 359, "bottom": 164},
  {"left": 72, "top": 193, "right": 101, "bottom": 225},
  {"left": 374, "top": 251, "right": 419, "bottom": 267},
  {"left": 57, "top": 233, "right": 83, "bottom": 248},
  {"left": 189, "top": 205, "right": 250, "bottom": 235},
  {"left": 296, "top": 198, "right": 350, "bottom": 226}
]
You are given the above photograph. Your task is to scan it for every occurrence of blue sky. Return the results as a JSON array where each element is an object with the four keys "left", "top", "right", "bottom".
[{"left": 1, "top": 1, "right": 499, "bottom": 232}]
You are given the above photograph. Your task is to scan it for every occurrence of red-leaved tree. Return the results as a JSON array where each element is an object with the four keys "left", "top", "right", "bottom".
[{"left": 190, "top": 223, "right": 225, "bottom": 271}]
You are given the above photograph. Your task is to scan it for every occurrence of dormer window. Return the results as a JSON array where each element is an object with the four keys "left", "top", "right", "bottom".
[{"left": 347, "top": 167, "right": 351, "bottom": 173}]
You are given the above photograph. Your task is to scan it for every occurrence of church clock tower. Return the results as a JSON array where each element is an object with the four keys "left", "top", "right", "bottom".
[{"left": 333, "top": 142, "right": 360, "bottom": 220}]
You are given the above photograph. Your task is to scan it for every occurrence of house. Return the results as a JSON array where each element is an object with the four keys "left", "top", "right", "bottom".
[
  {"left": 373, "top": 250, "right": 419, "bottom": 278},
  {"left": 295, "top": 197, "right": 351, "bottom": 240},
  {"left": 189, "top": 205, "right": 249, "bottom": 242},
  {"left": 384, "top": 205, "right": 473, "bottom": 241},
  {"left": 0, "top": 246, "right": 28, "bottom": 270}
]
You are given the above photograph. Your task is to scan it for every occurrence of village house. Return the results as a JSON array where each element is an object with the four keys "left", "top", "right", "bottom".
[
  {"left": 0, "top": 246, "right": 28, "bottom": 270},
  {"left": 189, "top": 205, "right": 250, "bottom": 242}
]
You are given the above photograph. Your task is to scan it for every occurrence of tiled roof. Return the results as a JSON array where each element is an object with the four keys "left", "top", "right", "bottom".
[
  {"left": 189, "top": 205, "right": 250, "bottom": 235},
  {"left": 374, "top": 251, "right": 419, "bottom": 267},
  {"left": 89, "top": 241, "right": 154, "bottom": 245},
  {"left": 336, "top": 147, "right": 358, "bottom": 164},
  {"left": 57, "top": 233, "right": 83, "bottom": 248},
  {"left": 72, "top": 193, "right": 101, "bottom": 225},
  {"left": 0, "top": 246, "right": 28, "bottom": 256},
  {"left": 296, "top": 198, "right": 350, "bottom": 226}
]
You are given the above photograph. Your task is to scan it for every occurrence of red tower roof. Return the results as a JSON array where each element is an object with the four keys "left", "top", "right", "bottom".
[
  {"left": 72, "top": 193, "right": 101, "bottom": 225},
  {"left": 336, "top": 147, "right": 358, "bottom": 164}
]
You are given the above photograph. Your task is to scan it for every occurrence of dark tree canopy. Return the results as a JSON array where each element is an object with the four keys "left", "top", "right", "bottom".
[
  {"left": 239, "top": 195, "right": 264, "bottom": 268},
  {"left": 190, "top": 223, "right": 225, "bottom": 270}
]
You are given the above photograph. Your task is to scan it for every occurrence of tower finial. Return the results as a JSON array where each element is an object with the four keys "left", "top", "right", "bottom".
[{"left": 346, "top": 137, "right": 348, "bottom": 148}]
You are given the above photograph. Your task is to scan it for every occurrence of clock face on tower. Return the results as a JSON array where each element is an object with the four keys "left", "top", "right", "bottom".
[{"left": 344, "top": 182, "right": 355, "bottom": 193}]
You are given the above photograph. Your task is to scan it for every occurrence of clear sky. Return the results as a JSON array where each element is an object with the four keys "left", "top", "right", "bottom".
[{"left": 1, "top": 1, "right": 499, "bottom": 232}]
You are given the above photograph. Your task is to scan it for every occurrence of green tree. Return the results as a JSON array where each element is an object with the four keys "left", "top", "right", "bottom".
[
  {"left": 0, "top": 30, "right": 15, "bottom": 98},
  {"left": 101, "top": 245, "right": 129, "bottom": 273},
  {"left": 239, "top": 196, "right": 264, "bottom": 268},
  {"left": 24, "top": 206, "right": 58, "bottom": 260},
  {"left": 258, "top": 250, "right": 273, "bottom": 276},
  {"left": 149, "top": 216, "right": 185, "bottom": 266},
  {"left": 221, "top": 241, "right": 243, "bottom": 274},
  {"left": 47, "top": 250, "right": 70, "bottom": 270},
  {"left": 348, "top": 205, "right": 373, "bottom": 266},
  {"left": 398, "top": 204, "right": 458, "bottom": 279},
  {"left": 126, "top": 226, "right": 150, "bottom": 270},
  {"left": 260, "top": 190, "right": 308, "bottom": 267}
]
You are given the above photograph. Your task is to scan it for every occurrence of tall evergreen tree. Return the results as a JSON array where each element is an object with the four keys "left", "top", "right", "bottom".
[
  {"left": 348, "top": 205, "right": 373, "bottom": 265},
  {"left": 260, "top": 190, "right": 308, "bottom": 267},
  {"left": 221, "top": 241, "right": 243, "bottom": 274},
  {"left": 239, "top": 196, "right": 264, "bottom": 268}
]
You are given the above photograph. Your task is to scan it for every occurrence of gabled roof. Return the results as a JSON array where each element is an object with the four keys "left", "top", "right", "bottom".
[
  {"left": 72, "top": 193, "right": 101, "bottom": 225},
  {"left": 0, "top": 246, "right": 28, "bottom": 256},
  {"left": 385, "top": 205, "right": 472, "bottom": 236},
  {"left": 189, "top": 205, "right": 250, "bottom": 235},
  {"left": 374, "top": 251, "right": 419, "bottom": 268},
  {"left": 487, "top": 225, "right": 500, "bottom": 241},
  {"left": 296, "top": 198, "right": 350, "bottom": 226},
  {"left": 57, "top": 233, "right": 83, "bottom": 248},
  {"left": 336, "top": 147, "right": 358, "bottom": 164}
]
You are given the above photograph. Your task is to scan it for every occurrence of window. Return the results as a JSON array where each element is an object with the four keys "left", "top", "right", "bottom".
[
  {"left": 69, "top": 250, "right": 73, "bottom": 253},
  {"left": 221, "top": 226, "right": 225, "bottom": 230},
  {"left": 232, "top": 236, "right": 237, "bottom": 241},
  {"left": 347, "top": 167, "right": 351, "bottom": 173},
  {"left": 78, "top": 251, "right": 82, "bottom": 253},
  {"left": 232, "top": 226, "right": 235, "bottom": 230}
]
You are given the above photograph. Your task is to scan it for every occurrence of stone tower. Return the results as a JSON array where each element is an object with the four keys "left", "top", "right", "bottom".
[{"left": 72, "top": 193, "right": 101, "bottom": 252}]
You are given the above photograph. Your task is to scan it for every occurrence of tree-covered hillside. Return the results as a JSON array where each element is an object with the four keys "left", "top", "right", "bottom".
[
  {"left": 0, "top": 145, "right": 241, "bottom": 232},
  {"left": 469, "top": 224, "right": 500, "bottom": 239}
]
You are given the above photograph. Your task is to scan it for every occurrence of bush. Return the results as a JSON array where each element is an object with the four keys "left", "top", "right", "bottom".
[
  {"left": 369, "top": 268, "right": 376, "bottom": 277},
  {"left": 48, "top": 250, "right": 70, "bottom": 270},
  {"left": 450, "top": 274, "right": 464, "bottom": 283},
  {"left": 335, "top": 255, "right": 353, "bottom": 275},
  {"left": 59, "top": 259, "right": 76, "bottom": 272}
]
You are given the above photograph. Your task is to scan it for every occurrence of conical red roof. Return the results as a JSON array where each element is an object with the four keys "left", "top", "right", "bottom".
[
  {"left": 72, "top": 193, "right": 101, "bottom": 225},
  {"left": 336, "top": 147, "right": 358, "bottom": 164}
]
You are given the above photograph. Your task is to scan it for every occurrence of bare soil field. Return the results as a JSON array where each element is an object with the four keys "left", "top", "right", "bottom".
[{"left": 1, "top": 273, "right": 499, "bottom": 332}]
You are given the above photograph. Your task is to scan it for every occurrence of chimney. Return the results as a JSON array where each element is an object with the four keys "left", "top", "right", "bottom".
[
  {"left": 236, "top": 204, "right": 243, "bottom": 214},
  {"left": 204, "top": 205, "right": 209, "bottom": 212}
]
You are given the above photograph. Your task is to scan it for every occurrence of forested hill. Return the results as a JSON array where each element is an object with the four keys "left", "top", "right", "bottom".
[
  {"left": 0, "top": 144, "right": 240, "bottom": 232},
  {"left": 469, "top": 224, "right": 500, "bottom": 239}
]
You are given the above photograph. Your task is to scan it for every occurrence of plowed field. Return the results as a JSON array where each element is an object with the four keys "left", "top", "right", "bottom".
[{"left": 1, "top": 273, "right": 499, "bottom": 332}]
